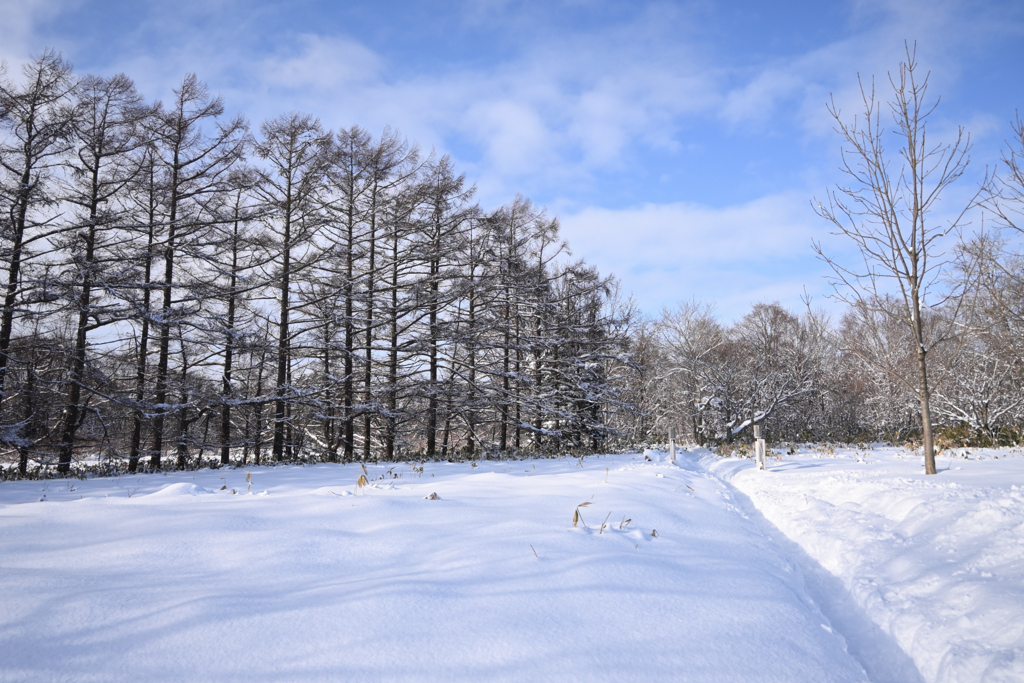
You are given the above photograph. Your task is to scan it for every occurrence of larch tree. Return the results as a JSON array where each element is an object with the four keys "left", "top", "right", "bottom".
[
  {"left": 252, "top": 113, "right": 332, "bottom": 462},
  {"left": 54, "top": 73, "right": 148, "bottom": 473},
  {"left": 415, "top": 156, "right": 475, "bottom": 458},
  {"left": 327, "top": 126, "right": 372, "bottom": 460},
  {"left": 144, "top": 73, "right": 246, "bottom": 469},
  {"left": 211, "top": 167, "right": 265, "bottom": 465},
  {"left": 123, "top": 145, "right": 161, "bottom": 472},
  {"left": 358, "top": 129, "right": 419, "bottom": 460},
  {"left": 0, "top": 51, "right": 76, "bottom": 401}
]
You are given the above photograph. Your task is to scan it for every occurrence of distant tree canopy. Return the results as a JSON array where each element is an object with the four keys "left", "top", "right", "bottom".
[{"left": 624, "top": 285, "right": 1024, "bottom": 451}]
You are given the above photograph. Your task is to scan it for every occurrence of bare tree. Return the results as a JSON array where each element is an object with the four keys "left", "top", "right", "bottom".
[
  {"left": 124, "top": 146, "right": 160, "bottom": 472},
  {"left": 657, "top": 300, "right": 727, "bottom": 444},
  {"left": 358, "top": 129, "right": 419, "bottom": 460},
  {"left": 53, "top": 73, "right": 148, "bottom": 473},
  {"left": 252, "top": 113, "right": 331, "bottom": 462},
  {"left": 414, "top": 156, "right": 475, "bottom": 458},
  {"left": 0, "top": 51, "right": 77, "bottom": 398},
  {"left": 963, "top": 115, "right": 1024, "bottom": 370},
  {"left": 729, "top": 302, "right": 821, "bottom": 439},
  {"left": 210, "top": 168, "right": 265, "bottom": 465},
  {"left": 144, "top": 74, "right": 246, "bottom": 469},
  {"left": 985, "top": 112, "right": 1024, "bottom": 237},
  {"left": 813, "top": 44, "right": 976, "bottom": 474}
]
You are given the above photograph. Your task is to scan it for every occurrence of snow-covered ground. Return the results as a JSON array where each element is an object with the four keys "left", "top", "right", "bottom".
[
  {"left": 1, "top": 447, "right": 1019, "bottom": 682},
  {"left": 708, "top": 445, "right": 1024, "bottom": 683},
  {"left": 0, "top": 453, "right": 867, "bottom": 682}
]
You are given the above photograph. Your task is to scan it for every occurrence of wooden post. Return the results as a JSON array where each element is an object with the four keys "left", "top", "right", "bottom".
[
  {"left": 668, "top": 426, "right": 676, "bottom": 463},
  {"left": 753, "top": 424, "right": 766, "bottom": 471}
]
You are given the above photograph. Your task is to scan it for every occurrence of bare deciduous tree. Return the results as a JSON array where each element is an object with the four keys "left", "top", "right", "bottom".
[{"left": 813, "top": 45, "right": 976, "bottom": 474}]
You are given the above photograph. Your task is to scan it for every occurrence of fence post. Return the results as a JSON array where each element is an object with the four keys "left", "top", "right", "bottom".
[
  {"left": 669, "top": 427, "right": 676, "bottom": 463},
  {"left": 753, "top": 424, "right": 766, "bottom": 471}
]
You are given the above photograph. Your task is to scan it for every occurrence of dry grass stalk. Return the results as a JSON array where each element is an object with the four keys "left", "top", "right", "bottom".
[{"left": 573, "top": 501, "right": 592, "bottom": 528}]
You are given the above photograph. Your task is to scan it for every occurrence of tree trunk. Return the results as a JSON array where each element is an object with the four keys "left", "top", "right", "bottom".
[
  {"left": 129, "top": 182, "right": 157, "bottom": 474},
  {"left": 57, "top": 172, "right": 102, "bottom": 473},
  {"left": 220, "top": 213, "right": 240, "bottom": 465},
  {"left": 426, "top": 255, "right": 439, "bottom": 458},
  {"left": 363, "top": 182, "right": 378, "bottom": 461},
  {"left": 272, "top": 204, "right": 290, "bottom": 462},
  {"left": 386, "top": 225, "right": 400, "bottom": 460},
  {"left": 917, "top": 345, "right": 936, "bottom": 474},
  {"left": 18, "top": 357, "right": 36, "bottom": 475},
  {"left": 150, "top": 161, "right": 179, "bottom": 470}
]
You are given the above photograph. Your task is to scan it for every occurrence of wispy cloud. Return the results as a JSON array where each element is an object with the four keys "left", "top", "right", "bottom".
[
  {"left": 260, "top": 35, "right": 383, "bottom": 91},
  {"left": 0, "top": 0, "right": 70, "bottom": 67},
  {"left": 558, "top": 191, "right": 848, "bottom": 320}
]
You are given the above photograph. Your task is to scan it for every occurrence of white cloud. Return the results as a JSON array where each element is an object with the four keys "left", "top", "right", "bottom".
[
  {"left": 213, "top": 5, "right": 722, "bottom": 203},
  {"left": 558, "top": 191, "right": 847, "bottom": 320},
  {"left": 465, "top": 99, "right": 554, "bottom": 174},
  {"left": 259, "top": 34, "right": 383, "bottom": 91},
  {"left": 721, "top": 68, "right": 806, "bottom": 126},
  {"left": 719, "top": 0, "right": 1024, "bottom": 138},
  {"left": 0, "top": 0, "right": 72, "bottom": 67}
]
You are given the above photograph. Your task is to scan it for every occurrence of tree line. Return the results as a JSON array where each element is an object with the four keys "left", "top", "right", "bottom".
[
  {"left": 7, "top": 47, "right": 1021, "bottom": 478},
  {"left": 0, "top": 51, "right": 634, "bottom": 476},
  {"left": 626, "top": 279, "right": 1024, "bottom": 452}
]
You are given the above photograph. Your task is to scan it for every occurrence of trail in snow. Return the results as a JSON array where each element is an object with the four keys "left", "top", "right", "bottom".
[
  {"left": 0, "top": 454, "right": 867, "bottom": 683},
  {"left": 707, "top": 445, "right": 1024, "bottom": 683}
]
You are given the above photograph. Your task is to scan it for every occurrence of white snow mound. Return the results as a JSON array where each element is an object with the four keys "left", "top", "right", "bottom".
[
  {"left": 642, "top": 448, "right": 669, "bottom": 462},
  {"left": 310, "top": 487, "right": 351, "bottom": 496},
  {"left": 146, "top": 482, "right": 215, "bottom": 497}
]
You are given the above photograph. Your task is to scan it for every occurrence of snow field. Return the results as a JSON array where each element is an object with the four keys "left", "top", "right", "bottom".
[
  {"left": 708, "top": 446, "right": 1024, "bottom": 683},
  {"left": 0, "top": 455, "right": 868, "bottom": 682}
]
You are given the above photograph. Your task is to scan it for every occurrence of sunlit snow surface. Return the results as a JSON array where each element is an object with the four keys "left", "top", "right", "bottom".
[
  {"left": 0, "top": 452, "right": 872, "bottom": 682},
  {"left": 709, "top": 445, "right": 1024, "bottom": 683},
  {"left": 4, "top": 447, "right": 1022, "bottom": 681}
]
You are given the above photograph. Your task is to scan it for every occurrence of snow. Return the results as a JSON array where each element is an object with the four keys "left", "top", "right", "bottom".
[
  {"left": 2, "top": 446, "right": 1019, "bottom": 681},
  {"left": 0, "top": 455, "right": 867, "bottom": 682},
  {"left": 707, "top": 445, "right": 1024, "bottom": 683},
  {"left": 144, "top": 482, "right": 217, "bottom": 497}
]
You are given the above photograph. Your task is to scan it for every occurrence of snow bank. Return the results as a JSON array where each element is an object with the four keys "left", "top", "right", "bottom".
[{"left": 708, "top": 447, "right": 1024, "bottom": 683}]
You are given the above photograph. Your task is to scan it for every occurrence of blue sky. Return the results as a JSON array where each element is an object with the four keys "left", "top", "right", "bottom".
[{"left": 3, "top": 0, "right": 1023, "bottom": 320}]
